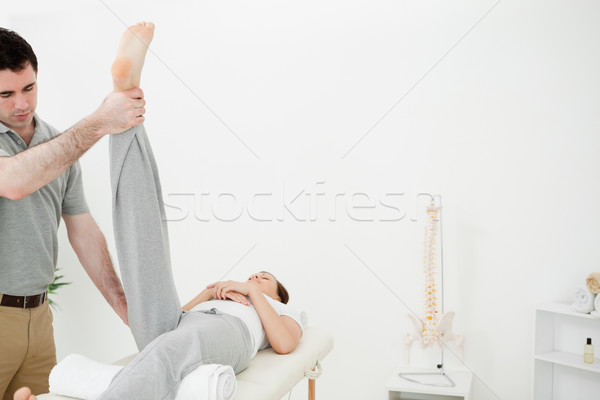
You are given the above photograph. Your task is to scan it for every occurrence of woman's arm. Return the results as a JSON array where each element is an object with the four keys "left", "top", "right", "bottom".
[
  {"left": 210, "top": 281, "right": 302, "bottom": 354},
  {"left": 248, "top": 286, "right": 302, "bottom": 354},
  {"left": 182, "top": 287, "right": 250, "bottom": 311},
  {"left": 182, "top": 288, "right": 213, "bottom": 311}
]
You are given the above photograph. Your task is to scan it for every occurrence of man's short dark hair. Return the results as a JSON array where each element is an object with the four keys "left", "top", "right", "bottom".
[{"left": 0, "top": 27, "right": 38, "bottom": 72}]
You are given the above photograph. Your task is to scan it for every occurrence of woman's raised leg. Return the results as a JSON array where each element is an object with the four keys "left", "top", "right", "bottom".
[{"left": 109, "top": 22, "right": 181, "bottom": 351}]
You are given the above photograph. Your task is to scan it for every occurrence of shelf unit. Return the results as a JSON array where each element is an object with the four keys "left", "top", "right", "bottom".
[{"left": 534, "top": 303, "right": 600, "bottom": 399}]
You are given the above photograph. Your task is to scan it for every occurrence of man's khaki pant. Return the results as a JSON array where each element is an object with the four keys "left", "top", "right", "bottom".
[{"left": 0, "top": 299, "right": 56, "bottom": 400}]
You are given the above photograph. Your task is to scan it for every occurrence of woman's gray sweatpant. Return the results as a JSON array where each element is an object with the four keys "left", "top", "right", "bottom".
[{"left": 98, "top": 126, "right": 252, "bottom": 400}]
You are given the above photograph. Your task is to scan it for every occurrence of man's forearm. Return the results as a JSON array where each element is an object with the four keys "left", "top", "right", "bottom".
[
  {"left": 79, "top": 234, "right": 128, "bottom": 323},
  {"left": 65, "top": 213, "right": 128, "bottom": 324},
  {"left": 79, "top": 233, "right": 128, "bottom": 323},
  {"left": 0, "top": 116, "right": 103, "bottom": 200},
  {"left": 92, "top": 249, "right": 127, "bottom": 314},
  {"left": 0, "top": 88, "right": 145, "bottom": 201}
]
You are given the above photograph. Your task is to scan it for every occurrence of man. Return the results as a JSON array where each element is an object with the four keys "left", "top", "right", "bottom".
[{"left": 0, "top": 26, "right": 145, "bottom": 400}]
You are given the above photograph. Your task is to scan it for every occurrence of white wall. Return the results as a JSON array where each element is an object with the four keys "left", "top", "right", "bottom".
[{"left": 4, "top": 1, "right": 600, "bottom": 399}]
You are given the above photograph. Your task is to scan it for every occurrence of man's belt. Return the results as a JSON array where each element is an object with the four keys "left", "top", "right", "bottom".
[{"left": 0, "top": 292, "right": 47, "bottom": 309}]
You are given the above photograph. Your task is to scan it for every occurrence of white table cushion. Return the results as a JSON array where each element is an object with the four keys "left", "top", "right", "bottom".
[{"left": 38, "top": 326, "right": 333, "bottom": 400}]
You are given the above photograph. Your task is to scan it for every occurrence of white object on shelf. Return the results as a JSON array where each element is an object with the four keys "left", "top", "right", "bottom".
[
  {"left": 387, "top": 367, "right": 472, "bottom": 400},
  {"left": 536, "top": 302, "right": 600, "bottom": 320},
  {"left": 533, "top": 302, "right": 600, "bottom": 400}
]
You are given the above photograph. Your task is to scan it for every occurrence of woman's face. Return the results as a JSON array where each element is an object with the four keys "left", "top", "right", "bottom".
[{"left": 248, "top": 272, "right": 281, "bottom": 301}]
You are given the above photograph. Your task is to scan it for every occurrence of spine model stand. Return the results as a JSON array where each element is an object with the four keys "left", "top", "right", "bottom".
[{"left": 401, "top": 198, "right": 464, "bottom": 386}]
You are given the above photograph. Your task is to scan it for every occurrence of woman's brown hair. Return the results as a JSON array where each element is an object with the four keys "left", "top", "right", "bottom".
[{"left": 261, "top": 271, "right": 290, "bottom": 304}]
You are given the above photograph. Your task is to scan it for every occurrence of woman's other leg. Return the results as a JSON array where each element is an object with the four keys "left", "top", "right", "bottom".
[{"left": 99, "top": 312, "right": 252, "bottom": 400}]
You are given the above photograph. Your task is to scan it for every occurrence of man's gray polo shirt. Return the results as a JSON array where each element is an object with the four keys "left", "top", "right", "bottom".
[{"left": 0, "top": 114, "right": 89, "bottom": 295}]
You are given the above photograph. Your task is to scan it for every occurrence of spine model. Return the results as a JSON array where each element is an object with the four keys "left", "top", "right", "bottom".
[
  {"left": 404, "top": 202, "right": 464, "bottom": 364},
  {"left": 422, "top": 206, "right": 440, "bottom": 345}
]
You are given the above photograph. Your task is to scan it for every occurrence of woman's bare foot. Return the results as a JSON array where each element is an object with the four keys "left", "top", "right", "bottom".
[
  {"left": 13, "top": 387, "right": 36, "bottom": 400},
  {"left": 111, "top": 21, "right": 155, "bottom": 91}
]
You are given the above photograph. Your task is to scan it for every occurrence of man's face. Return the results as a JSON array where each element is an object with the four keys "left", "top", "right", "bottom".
[{"left": 0, "top": 63, "right": 37, "bottom": 135}]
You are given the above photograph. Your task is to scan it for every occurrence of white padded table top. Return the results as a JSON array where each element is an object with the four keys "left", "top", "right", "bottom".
[{"left": 38, "top": 326, "right": 333, "bottom": 400}]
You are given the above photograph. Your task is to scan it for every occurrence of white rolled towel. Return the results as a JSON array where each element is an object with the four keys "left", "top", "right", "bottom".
[
  {"left": 49, "top": 354, "right": 237, "bottom": 400},
  {"left": 49, "top": 354, "right": 122, "bottom": 400},
  {"left": 592, "top": 293, "right": 600, "bottom": 317},
  {"left": 571, "top": 286, "right": 596, "bottom": 314},
  {"left": 177, "top": 364, "right": 237, "bottom": 400}
]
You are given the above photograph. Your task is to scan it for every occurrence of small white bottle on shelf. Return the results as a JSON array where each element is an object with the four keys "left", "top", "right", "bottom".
[{"left": 584, "top": 338, "right": 594, "bottom": 364}]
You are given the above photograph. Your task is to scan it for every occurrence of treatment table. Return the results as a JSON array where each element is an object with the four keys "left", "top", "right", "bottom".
[{"left": 38, "top": 325, "right": 333, "bottom": 400}]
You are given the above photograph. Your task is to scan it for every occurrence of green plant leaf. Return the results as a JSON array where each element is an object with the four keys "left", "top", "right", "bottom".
[{"left": 48, "top": 268, "right": 71, "bottom": 310}]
